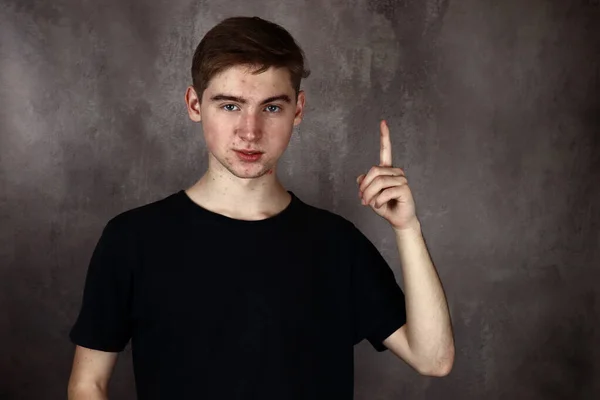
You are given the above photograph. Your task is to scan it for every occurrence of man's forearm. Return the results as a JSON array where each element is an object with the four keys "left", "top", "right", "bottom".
[{"left": 394, "top": 220, "right": 454, "bottom": 373}]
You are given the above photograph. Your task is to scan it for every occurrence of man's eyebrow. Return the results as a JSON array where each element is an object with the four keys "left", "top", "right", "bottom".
[
  {"left": 209, "top": 94, "right": 292, "bottom": 105},
  {"left": 260, "top": 95, "right": 292, "bottom": 105},
  {"left": 210, "top": 94, "right": 247, "bottom": 104}
]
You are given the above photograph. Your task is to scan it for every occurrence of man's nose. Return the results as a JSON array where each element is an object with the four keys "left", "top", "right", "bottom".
[{"left": 237, "top": 112, "right": 263, "bottom": 140}]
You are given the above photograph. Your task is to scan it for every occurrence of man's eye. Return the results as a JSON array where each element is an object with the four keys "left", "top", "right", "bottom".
[
  {"left": 223, "top": 104, "right": 239, "bottom": 111},
  {"left": 265, "top": 105, "right": 281, "bottom": 113}
]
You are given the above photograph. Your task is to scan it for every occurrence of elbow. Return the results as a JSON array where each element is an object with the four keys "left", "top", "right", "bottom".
[
  {"left": 421, "top": 359, "right": 453, "bottom": 377},
  {"left": 417, "top": 344, "right": 455, "bottom": 377}
]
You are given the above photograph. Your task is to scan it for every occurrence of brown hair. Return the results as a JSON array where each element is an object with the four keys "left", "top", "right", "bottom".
[{"left": 191, "top": 16, "right": 310, "bottom": 101}]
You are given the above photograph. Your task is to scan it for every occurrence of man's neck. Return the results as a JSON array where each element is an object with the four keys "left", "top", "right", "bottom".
[{"left": 185, "top": 169, "right": 292, "bottom": 221}]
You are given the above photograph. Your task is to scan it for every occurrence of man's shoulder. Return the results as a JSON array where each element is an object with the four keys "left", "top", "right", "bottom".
[
  {"left": 103, "top": 190, "right": 182, "bottom": 233},
  {"left": 294, "top": 195, "right": 358, "bottom": 236}
]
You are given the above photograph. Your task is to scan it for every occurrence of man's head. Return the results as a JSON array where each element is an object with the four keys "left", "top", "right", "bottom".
[
  {"left": 185, "top": 16, "right": 310, "bottom": 181},
  {"left": 191, "top": 16, "right": 310, "bottom": 100}
]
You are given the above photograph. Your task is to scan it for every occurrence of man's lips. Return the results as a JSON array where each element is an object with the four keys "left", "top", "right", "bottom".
[
  {"left": 234, "top": 150, "right": 264, "bottom": 161},
  {"left": 235, "top": 150, "right": 263, "bottom": 154}
]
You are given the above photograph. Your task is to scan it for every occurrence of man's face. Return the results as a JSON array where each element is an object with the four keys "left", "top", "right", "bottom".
[{"left": 187, "top": 65, "right": 305, "bottom": 180}]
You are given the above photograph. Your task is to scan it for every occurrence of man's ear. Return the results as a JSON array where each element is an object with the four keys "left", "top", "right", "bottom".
[
  {"left": 293, "top": 90, "right": 306, "bottom": 126},
  {"left": 185, "top": 86, "right": 202, "bottom": 122}
]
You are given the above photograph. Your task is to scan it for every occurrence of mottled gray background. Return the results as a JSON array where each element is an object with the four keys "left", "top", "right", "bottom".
[{"left": 1, "top": 0, "right": 599, "bottom": 398}]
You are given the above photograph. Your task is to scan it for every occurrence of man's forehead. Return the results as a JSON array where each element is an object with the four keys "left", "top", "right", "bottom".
[{"left": 207, "top": 66, "right": 294, "bottom": 95}]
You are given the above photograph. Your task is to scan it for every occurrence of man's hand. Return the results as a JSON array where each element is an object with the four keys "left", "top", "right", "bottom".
[{"left": 356, "top": 120, "right": 418, "bottom": 232}]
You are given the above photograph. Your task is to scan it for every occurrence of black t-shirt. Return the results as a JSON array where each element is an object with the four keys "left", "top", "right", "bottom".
[{"left": 70, "top": 190, "right": 407, "bottom": 399}]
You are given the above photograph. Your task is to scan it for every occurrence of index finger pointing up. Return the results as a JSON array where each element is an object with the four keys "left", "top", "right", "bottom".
[{"left": 379, "top": 120, "right": 393, "bottom": 167}]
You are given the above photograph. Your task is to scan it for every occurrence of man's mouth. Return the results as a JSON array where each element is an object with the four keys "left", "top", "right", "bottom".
[
  {"left": 234, "top": 150, "right": 264, "bottom": 161},
  {"left": 235, "top": 150, "right": 263, "bottom": 155}
]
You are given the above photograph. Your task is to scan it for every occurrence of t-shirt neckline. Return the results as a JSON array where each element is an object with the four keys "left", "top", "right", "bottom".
[{"left": 177, "top": 189, "right": 299, "bottom": 228}]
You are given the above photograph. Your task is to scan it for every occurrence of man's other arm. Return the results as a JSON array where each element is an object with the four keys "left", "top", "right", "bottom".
[
  {"left": 383, "top": 221, "right": 455, "bottom": 376},
  {"left": 68, "top": 345, "right": 118, "bottom": 400}
]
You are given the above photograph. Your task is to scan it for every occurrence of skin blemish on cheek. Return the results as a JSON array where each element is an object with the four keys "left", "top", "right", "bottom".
[{"left": 267, "top": 169, "right": 274, "bottom": 175}]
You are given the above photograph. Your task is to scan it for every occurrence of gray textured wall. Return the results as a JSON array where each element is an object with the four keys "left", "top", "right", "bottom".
[{"left": 1, "top": 0, "right": 599, "bottom": 398}]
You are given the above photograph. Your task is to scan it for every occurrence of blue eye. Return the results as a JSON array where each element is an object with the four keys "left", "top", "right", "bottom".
[
  {"left": 265, "top": 105, "right": 281, "bottom": 113},
  {"left": 223, "top": 104, "right": 239, "bottom": 111}
]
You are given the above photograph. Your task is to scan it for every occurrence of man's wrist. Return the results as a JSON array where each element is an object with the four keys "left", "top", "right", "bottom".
[{"left": 392, "top": 219, "right": 422, "bottom": 237}]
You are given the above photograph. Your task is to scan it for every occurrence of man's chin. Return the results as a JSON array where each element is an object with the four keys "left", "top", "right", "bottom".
[{"left": 230, "top": 166, "right": 272, "bottom": 180}]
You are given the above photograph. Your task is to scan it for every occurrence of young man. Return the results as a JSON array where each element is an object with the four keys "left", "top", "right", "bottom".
[{"left": 68, "top": 16, "right": 454, "bottom": 400}]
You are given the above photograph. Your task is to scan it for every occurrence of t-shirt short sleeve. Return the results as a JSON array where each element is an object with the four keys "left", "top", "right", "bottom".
[
  {"left": 349, "top": 223, "right": 407, "bottom": 352},
  {"left": 69, "top": 216, "right": 135, "bottom": 352}
]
